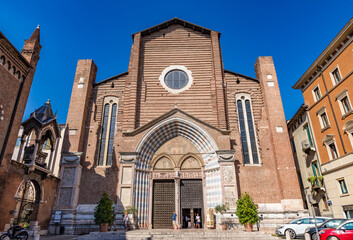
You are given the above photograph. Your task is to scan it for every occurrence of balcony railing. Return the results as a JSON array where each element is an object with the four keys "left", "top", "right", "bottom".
[{"left": 22, "top": 145, "right": 50, "bottom": 176}]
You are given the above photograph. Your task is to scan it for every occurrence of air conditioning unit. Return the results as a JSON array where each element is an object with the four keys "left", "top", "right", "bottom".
[{"left": 301, "top": 140, "right": 316, "bottom": 154}]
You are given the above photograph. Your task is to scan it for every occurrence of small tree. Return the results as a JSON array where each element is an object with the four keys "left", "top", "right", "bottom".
[
  {"left": 214, "top": 204, "right": 229, "bottom": 216},
  {"left": 94, "top": 192, "right": 115, "bottom": 225},
  {"left": 235, "top": 192, "right": 259, "bottom": 225},
  {"left": 125, "top": 206, "right": 138, "bottom": 215},
  {"left": 215, "top": 204, "right": 229, "bottom": 228}
]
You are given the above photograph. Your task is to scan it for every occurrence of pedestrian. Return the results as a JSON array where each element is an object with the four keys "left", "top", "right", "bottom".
[
  {"left": 172, "top": 211, "right": 178, "bottom": 229},
  {"left": 195, "top": 213, "right": 201, "bottom": 229},
  {"left": 184, "top": 215, "right": 189, "bottom": 228},
  {"left": 187, "top": 215, "right": 191, "bottom": 229},
  {"left": 123, "top": 210, "right": 129, "bottom": 230},
  {"left": 109, "top": 210, "right": 117, "bottom": 231}
]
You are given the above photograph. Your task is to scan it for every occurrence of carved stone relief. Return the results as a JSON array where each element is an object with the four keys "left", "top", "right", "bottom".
[
  {"left": 224, "top": 186, "right": 237, "bottom": 208},
  {"left": 152, "top": 172, "right": 176, "bottom": 179},
  {"left": 152, "top": 171, "right": 202, "bottom": 179},
  {"left": 62, "top": 155, "right": 80, "bottom": 164},
  {"left": 180, "top": 156, "right": 201, "bottom": 169},
  {"left": 216, "top": 150, "right": 235, "bottom": 163},
  {"left": 179, "top": 171, "right": 202, "bottom": 179},
  {"left": 222, "top": 165, "right": 235, "bottom": 184},
  {"left": 119, "top": 152, "right": 138, "bottom": 163},
  {"left": 154, "top": 157, "right": 174, "bottom": 170}
]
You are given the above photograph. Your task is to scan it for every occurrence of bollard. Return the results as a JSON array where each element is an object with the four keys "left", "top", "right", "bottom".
[
  {"left": 285, "top": 230, "right": 291, "bottom": 240},
  {"left": 304, "top": 232, "right": 311, "bottom": 240}
]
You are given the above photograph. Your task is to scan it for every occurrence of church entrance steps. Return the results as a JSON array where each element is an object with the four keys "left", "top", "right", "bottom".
[{"left": 72, "top": 229, "right": 280, "bottom": 240}]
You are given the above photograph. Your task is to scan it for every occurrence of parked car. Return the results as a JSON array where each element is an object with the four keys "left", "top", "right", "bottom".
[
  {"left": 276, "top": 217, "right": 330, "bottom": 238},
  {"left": 305, "top": 218, "right": 347, "bottom": 240},
  {"left": 319, "top": 219, "right": 353, "bottom": 240}
]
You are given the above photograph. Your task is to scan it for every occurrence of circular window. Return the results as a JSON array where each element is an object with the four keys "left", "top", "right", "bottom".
[
  {"left": 159, "top": 65, "right": 193, "bottom": 94},
  {"left": 164, "top": 70, "right": 188, "bottom": 90}
]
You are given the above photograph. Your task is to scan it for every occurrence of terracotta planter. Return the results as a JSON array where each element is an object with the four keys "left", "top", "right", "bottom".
[
  {"left": 244, "top": 223, "right": 253, "bottom": 232},
  {"left": 222, "top": 224, "right": 227, "bottom": 230},
  {"left": 100, "top": 223, "right": 109, "bottom": 232}
]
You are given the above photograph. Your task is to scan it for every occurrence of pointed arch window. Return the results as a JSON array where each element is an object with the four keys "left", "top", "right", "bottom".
[
  {"left": 98, "top": 97, "right": 118, "bottom": 166},
  {"left": 236, "top": 94, "right": 260, "bottom": 165}
]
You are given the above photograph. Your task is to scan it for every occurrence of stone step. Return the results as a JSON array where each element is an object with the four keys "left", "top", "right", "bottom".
[{"left": 73, "top": 230, "right": 280, "bottom": 240}]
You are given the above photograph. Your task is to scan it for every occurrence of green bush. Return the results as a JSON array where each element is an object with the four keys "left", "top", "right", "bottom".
[
  {"left": 94, "top": 192, "right": 115, "bottom": 225},
  {"left": 307, "top": 176, "right": 317, "bottom": 183},
  {"left": 125, "top": 205, "right": 138, "bottom": 215},
  {"left": 235, "top": 192, "right": 259, "bottom": 225},
  {"left": 317, "top": 176, "right": 323, "bottom": 181},
  {"left": 214, "top": 204, "right": 229, "bottom": 215}
]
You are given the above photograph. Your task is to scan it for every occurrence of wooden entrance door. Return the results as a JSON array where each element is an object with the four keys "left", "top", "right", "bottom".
[{"left": 152, "top": 180, "right": 175, "bottom": 229}]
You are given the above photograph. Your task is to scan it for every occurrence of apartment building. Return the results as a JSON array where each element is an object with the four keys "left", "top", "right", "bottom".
[{"left": 293, "top": 18, "right": 353, "bottom": 218}]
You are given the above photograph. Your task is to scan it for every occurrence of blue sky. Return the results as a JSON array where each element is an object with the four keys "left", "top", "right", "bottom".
[{"left": 1, "top": 0, "right": 352, "bottom": 123}]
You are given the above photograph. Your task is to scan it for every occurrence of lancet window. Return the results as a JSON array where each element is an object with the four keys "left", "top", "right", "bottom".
[
  {"left": 236, "top": 94, "right": 260, "bottom": 165},
  {"left": 98, "top": 97, "right": 118, "bottom": 166}
]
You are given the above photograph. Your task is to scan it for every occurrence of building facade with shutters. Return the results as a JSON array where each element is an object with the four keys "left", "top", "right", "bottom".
[
  {"left": 287, "top": 104, "right": 333, "bottom": 218},
  {"left": 52, "top": 18, "right": 304, "bottom": 233},
  {"left": 293, "top": 17, "right": 353, "bottom": 219}
]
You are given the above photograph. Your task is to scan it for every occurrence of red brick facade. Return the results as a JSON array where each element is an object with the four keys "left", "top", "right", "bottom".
[
  {"left": 0, "top": 28, "right": 60, "bottom": 232},
  {"left": 58, "top": 18, "right": 304, "bottom": 231}
]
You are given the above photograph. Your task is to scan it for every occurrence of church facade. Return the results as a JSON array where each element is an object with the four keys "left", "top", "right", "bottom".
[{"left": 52, "top": 18, "right": 305, "bottom": 232}]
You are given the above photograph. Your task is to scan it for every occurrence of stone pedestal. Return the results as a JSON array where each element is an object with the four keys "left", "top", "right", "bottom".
[
  {"left": 117, "top": 152, "right": 137, "bottom": 211},
  {"left": 217, "top": 150, "right": 238, "bottom": 210},
  {"left": 49, "top": 152, "right": 82, "bottom": 234},
  {"left": 56, "top": 153, "right": 82, "bottom": 209}
]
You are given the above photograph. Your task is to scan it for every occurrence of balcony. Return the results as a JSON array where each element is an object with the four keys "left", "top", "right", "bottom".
[
  {"left": 307, "top": 176, "right": 325, "bottom": 192},
  {"left": 301, "top": 139, "right": 316, "bottom": 154},
  {"left": 22, "top": 145, "right": 50, "bottom": 176}
]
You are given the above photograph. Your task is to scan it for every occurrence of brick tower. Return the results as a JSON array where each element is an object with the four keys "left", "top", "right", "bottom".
[
  {"left": 0, "top": 26, "right": 41, "bottom": 167},
  {"left": 255, "top": 56, "right": 302, "bottom": 209}
]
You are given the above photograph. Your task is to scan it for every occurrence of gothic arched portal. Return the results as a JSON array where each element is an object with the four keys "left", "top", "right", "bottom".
[{"left": 133, "top": 117, "right": 221, "bottom": 228}]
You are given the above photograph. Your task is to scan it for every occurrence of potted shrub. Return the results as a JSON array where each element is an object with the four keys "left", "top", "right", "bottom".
[
  {"left": 214, "top": 204, "right": 229, "bottom": 230},
  {"left": 317, "top": 176, "right": 324, "bottom": 186},
  {"left": 307, "top": 176, "right": 317, "bottom": 183},
  {"left": 125, "top": 206, "right": 138, "bottom": 229},
  {"left": 235, "top": 193, "right": 259, "bottom": 232},
  {"left": 308, "top": 176, "right": 324, "bottom": 189},
  {"left": 94, "top": 192, "right": 115, "bottom": 232}
]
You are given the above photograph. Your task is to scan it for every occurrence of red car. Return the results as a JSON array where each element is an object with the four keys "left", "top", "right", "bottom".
[{"left": 319, "top": 220, "right": 353, "bottom": 240}]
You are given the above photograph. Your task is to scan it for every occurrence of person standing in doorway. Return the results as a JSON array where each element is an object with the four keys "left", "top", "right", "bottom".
[
  {"left": 123, "top": 210, "right": 129, "bottom": 230},
  {"left": 184, "top": 215, "right": 189, "bottom": 228},
  {"left": 195, "top": 213, "right": 201, "bottom": 229},
  {"left": 172, "top": 211, "right": 178, "bottom": 229}
]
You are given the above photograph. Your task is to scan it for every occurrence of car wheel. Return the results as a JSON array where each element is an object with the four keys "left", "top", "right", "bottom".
[
  {"left": 285, "top": 228, "right": 296, "bottom": 239},
  {"left": 328, "top": 237, "right": 340, "bottom": 240},
  {"left": 311, "top": 233, "right": 317, "bottom": 240}
]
